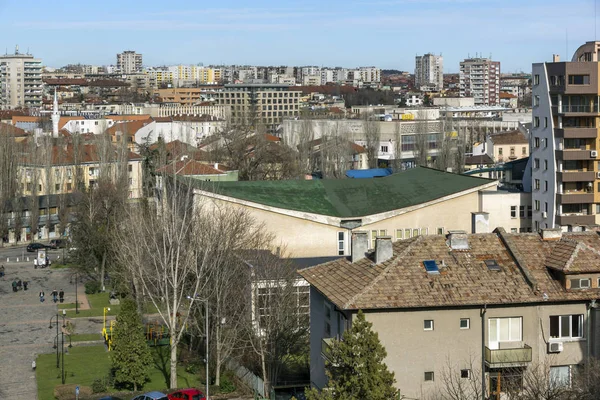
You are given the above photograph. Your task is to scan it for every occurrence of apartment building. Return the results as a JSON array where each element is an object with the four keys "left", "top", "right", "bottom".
[
  {"left": 531, "top": 42, "right": 600, "bottom": 231},
  {"left": 117, "top": 50, "right": 142, "bottom": 74},
  {"left": 415, "top": 53, "right": 444, "bottom": 91},
  {"left": 0, "top": 47, "right": 42, "bottom": 109},
  {"left": 213, "top": 84, "right": 301, "bottom": 127},
  {"left": 460, "top": 57, "right": 501, "bottom": 105},
  {"left": 301, "top": 228, "right": 600, "bottom": 399}
]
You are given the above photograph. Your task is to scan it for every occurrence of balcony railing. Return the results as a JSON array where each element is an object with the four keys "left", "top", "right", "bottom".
[
  {"left": 555, "top": 128, "right": 598, "bottom": 139},
  {"left": 485, "top": 344, "right": 532, "bottom": 367},
  {"left": 557, "top": 192, "right": 595, "bottom": 204},
  {"left": 556, "top": 214, "right": 596, "bottom": 226},
  {"left": 561, "top": 105, "right": 598, "bottom": 113},
  {"left": 559, "top": 171, "right": 596, "bottom": 182}
]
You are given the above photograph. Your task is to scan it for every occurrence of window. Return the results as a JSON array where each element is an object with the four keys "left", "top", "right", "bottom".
[
  {"left": 527, "top": 206, "right": 532, "bottom": 218},
  {"left": 570, "top": 278, "right": 591, "bottom": 289},
  {"left": 437, "top": 227, "right": 444, "bottom": 235},
  {"left": 544, "top": 181, "right": 548, "bottom": 192},
  {"left": 66, "top": 182, "right": 72, "bottom": 191},
  {"left": 324, "top": 303, "right": 332, "bottom": 337},
  {"left": 544, "top": 160, "right": 548, "bottom": 170},
  {"left": 128, "top": 164, "right": 133, "bottom": 172},
  {"left": 337, "top": 232, "right": 345, "bottom": 255},
  {"left": 510, "top": 147, "right": 515, "bottom": 156},
  {"left": 520, "top": 206, "right": 525, "bottom": 218},
  {"left": 460, "top": 318, "right": 470, "bottom": 329},
  {"left": 568, "top": 75, "right": 590, "bottom": 85},
  {"left": 550, "top": 315, "right": 583, "bottom": 339},
  {"left": 534, "top": 74, "right": 540, "bottom": 85},
  {"left": 535, "top": 200, "right": 540, "bottom": 211},
  {"left": 396, "top": 229, "right": 403, "bottom": 240},
  {"left": 534, "top": 137, "right": 540, "bottom": 148},
  {"left": 424, "top": 371, "right": 434, "bottom": 382},
  {"left": 545, "top": 202, "right": 548, "bottom": 213},
  {"left": 522, "top": 146, "right": 527, "bottom": 155},
  {"left": 533, "top": 95, "right": 540, "bottom": 106},
  {"left": 413, "top": 228, "right": 419, "bottom": 237},
  {"left": 461, "top": 369, "right": 471, "bottom": 379},
  {"left": 511, "top": 228, "right": 518, "bottom": 233},
  {"left": 534, "top": 158, "right": 540, "bottom": 169},
  {"left": 511, "top": 206, "right": 517, "bottom": 218},
  {"left": 549, "top": 366, "right": 571, "bottom": 389},
  {"left": 534, "top": 116, "right": 540, "bottom": 128},
  {"left": 489, "top": 317, "right": 522, "bottom": 343},
  {"left": 485, "top": 260, "right": 501, "bottom": 271},
  {"left": 499, "top": 148, "right": 503, "bottom": 156},
  {"left": 380, "top": 145, "right": 389, "bottom": 153},
  {"left": 424, "top": 320, "right": 434, "bottom": 330},
  {"left": 405, "top": 228, "right": 411, "bottom": 239},
  {"left": 54, "top": 183, "right": 60, "bottom": 192}
]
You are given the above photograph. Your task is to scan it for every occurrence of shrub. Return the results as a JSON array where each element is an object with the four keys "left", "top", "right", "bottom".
[
  {"left": 85, "top": 280, "right": 101, "bottom": 294},
  {"left": 219, "top": 372, "right": 236, "bottom": 393},
  {"left": 91, "top": 378, "right": 107, "bottom": 393},
  {"left": 54, "top": 384, "right": 92, "bottom": 400}
]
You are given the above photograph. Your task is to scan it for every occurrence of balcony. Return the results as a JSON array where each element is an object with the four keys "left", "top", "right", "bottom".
[
  {"left": 556, "top": 214, "right": 596, "bottom": 226},
  {"left": 557, "top": 192, "right": 595, "bottom": 204},
  {"left": 559, "top": 171, "right": 596, "bottom": 182},
  {"left": 555, "top": 128, "right": 598, "bottom": 139},
  {"left": 485, "top": 344, "right": 532, "bottom": 368},
  {"left": 557, "top": 149, "right": 596, "bottom": 160},
  {"left": 560, "top": 104, "right": 599, "bottom": 115},
  {"left": 321, "top": 338, "right": 334, "bottom": 362}
]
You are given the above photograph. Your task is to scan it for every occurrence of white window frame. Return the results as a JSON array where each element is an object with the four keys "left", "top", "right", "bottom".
[
  {"left": 550, "top": 315, "right": 583, "bottom": 339},
  {"left": 337, "top": 231, "right": 345, "bottom": 256},
  {"left": 460, "top": 318, "right": 470, "bottom": 330},
  {"left": 570, "top": 278, "right": 591, "bottom": 289},
  {"left": 488, "top": 317, "right": 522, "bottom": 348},
  {"left": 424, "top": 319, "right": 434, "bottom": 331}
]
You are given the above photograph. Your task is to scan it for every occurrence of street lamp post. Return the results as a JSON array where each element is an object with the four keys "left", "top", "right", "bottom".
[
  {"left": 53, "top": 332, "right": 72, "bottom": 384},
  {"left": 49, "top": 311, "right": 67, "bottom": 368},
  {"left": 70, "top": 272, "right": 79, "bottom": 314},
  {"left": 187, "top": 294, "right": 209, "bottom": 400}
]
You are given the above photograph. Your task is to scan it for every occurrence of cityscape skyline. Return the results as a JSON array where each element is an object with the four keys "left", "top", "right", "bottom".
[{"left": 2, "top": 0, "right": 598, "bottom": 72}]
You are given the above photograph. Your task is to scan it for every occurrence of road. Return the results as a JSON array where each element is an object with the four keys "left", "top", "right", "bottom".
[{"left": 0, "top": 246, "right": 75, "bottom": 400}]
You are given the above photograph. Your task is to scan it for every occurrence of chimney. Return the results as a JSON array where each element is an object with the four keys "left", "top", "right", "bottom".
[
  {"left": 447, "top": 230, "right": 469, "bottom": 250},
  {"left": 375, "top": 236, "right": 393, "bottom": 264},
  {"left": 351, "top": 231, "right": 368, "bottom": 263},
  {"left": 553, "top": 54, "right": 560, "bottom": 62},
  {"left": 541, "top": 228, "right": 562, "bottom": 241},
  {"left": 214, "top": 162, "right": 219, "bottom": 170}
]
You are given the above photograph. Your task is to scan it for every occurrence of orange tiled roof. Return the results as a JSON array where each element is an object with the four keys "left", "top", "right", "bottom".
[{"left": 157, "top": 160, "right": 226, "bottom": 176}]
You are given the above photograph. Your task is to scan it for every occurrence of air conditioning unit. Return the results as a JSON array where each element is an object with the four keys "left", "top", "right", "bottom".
[
  {"left": 542, "top": 211, "right": 548, "bottom": 218},
  {"left": 592, "top": 150, "right": 598, "bottom": 158},
  {"left": 596, "top": 172, "right": 600, "bottom": 179},
  {"left": 548, "top": 341, "right": 563, "bottom": 353}
]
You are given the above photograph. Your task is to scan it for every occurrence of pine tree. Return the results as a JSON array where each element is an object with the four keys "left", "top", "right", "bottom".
[
  {"left": 111, "top": 298, "right": 153, "bottom": 391},
  {"left": 306, "top": 310, "right": 398, "bottom": 400}
]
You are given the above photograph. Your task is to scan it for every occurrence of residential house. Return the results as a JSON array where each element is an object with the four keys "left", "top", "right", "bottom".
[
  {"left": 300, "top": 228, "right": 600, "bottom": 399},
  {"left": 473, "top": 130, "right": 529, "bottom": 164},
  {"left": 157, "top": 160, "right": 238, "bottom": 182},
  {"left": 500, "top": 92, "right": 518, "bottom": 109}
]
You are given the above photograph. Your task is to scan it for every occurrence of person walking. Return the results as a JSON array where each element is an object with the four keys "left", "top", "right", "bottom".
[
  {"left": 11, "top": 280, "right": 17, "bottom": 292},
  {"left": 33, "top": 258, "right": 37, "bottom": 269},
  {"left": 59, "top": 289, "right": 64, "bottom": 303},
  {"left": 23, "top": 281, "right": 28, "bottom": 291},
  {"left": 16, "top": 279, "right": 22, "bottom": 290},
  {"left": 39, "top": 291, "right": 45, "bottom": 302},
  {"left": 51, "top": 289, "right": 58, "bottom": 303},
  {"left": 0, "top": 264, "right": 5, "bottom": 278}
]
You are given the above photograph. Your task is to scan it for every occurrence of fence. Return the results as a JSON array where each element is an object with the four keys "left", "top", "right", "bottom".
[{"left": 226, "top": 358, "right": 265, "bottom": 397}]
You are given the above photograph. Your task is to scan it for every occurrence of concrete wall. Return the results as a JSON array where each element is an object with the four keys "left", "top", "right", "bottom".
[{"left": 480, "top": 190, "right": 532, "bottom": 232}]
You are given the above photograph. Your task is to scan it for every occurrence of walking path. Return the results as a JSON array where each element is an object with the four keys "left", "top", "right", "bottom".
[{"left": 0, "top": 259, "right": 79, "bottom": 399}]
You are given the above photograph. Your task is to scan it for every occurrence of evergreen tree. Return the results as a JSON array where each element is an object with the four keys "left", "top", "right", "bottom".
[
  {"left": 306, "top": 310, "right": 397, "bottom": 400},
  {"left": 111, "top": 298, "right": 153, "bottom": 391}
]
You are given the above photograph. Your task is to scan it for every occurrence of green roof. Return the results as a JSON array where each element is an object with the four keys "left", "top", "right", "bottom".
[{"left": 200, "top": 167, "right": 495, "bottom": 218}]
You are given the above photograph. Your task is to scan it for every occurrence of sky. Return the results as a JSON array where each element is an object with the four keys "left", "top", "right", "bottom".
[{"left": 1, "top": 0, "right": 599, "bottom": 73}]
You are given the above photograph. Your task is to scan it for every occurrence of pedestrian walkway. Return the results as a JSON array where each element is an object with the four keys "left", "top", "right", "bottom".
[{"left": 0, "top": 259, "right": 78, "bottom": 399}]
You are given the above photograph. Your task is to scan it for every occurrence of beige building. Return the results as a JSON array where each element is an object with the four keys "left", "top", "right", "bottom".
[
  {"left": 473, "top": 130, "right": 529, "bottom": 164},
  {"left": 213, "top": 84, "right": 301, "bottom": 127},
  {"left": 300, "top": 228, "right": 600, "bottom": 399},
  {"left": 193, "top": 167, "right": 498, "bottom": 257},
  {"left": 0, "top": 47, "right": 42, "bottom": 109},
  {"left": 117, "top": 50, "right": 142, "bottom": 74}
]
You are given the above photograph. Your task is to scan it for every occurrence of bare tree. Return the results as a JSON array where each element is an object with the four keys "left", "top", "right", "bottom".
[
  {"left": 413, "top": 118, "right": 430, "bottom": 167},
  {"left": 363, "top": 114, "right": 380, "bottom": 169},
  {"left": 392, "top": 122, "right": 403, "bottom": 172},
  {"left": 0, "top": 125, "right": 21, "bottom": 245},
  {"left": 435, "top": 356, "right": 483, "bottom": 400}
]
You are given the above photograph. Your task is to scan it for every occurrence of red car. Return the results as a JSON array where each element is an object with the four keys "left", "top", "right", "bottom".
[{"left": 168, "top": 389, "right": 206, "bottom": 400}]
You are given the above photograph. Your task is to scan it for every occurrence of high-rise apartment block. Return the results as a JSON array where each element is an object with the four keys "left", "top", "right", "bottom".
[
  {"left": 414, "top": 54, "right": 443, "bottom": 91},
  {"left": 0, "top": 47, "right": 42, "bottom": 109},
  {"left": 459, "top": 57, "right": 500, "bottom": 105},
  {"left": 531, "top": 42, "right": 600, "bottom": 231},
  {"left": 117, "top": 50, "right": 142, "bottom": 74}
]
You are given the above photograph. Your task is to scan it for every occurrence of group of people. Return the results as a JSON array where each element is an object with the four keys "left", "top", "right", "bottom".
[
  {"left": 11, "top": 279, "right": 28, "bottom": 292},
  {"left": 39, "top": 289, "right": 64, "bottom": 303}
]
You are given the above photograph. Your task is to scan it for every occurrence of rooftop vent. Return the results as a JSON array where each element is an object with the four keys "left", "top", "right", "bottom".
[
  {"left": 447, "top": 230, "right": 469, "bottom": 250},
  {"left": 541, "top": 228, "right": 562, "bottom": 241},
  {"left": 484, "top": 259, "right": 501, "bottom": 271},
  {"left": 374, "top": 236, "right": 393, "bottom": 264}
]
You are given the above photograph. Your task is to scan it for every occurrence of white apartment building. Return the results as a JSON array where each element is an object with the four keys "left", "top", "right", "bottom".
[
  {"left": 0, "top": 47, "right": 42, "bottom": 109},
  {"left": 531, "top": 43, "right": 600, "bottom": 231},
  {"left": 460, "top": 57, "right": 501, "bottom": 106},
  {"left": 117, "top": 50, "right": 143, "bottom": 74},
  {"left": 415, "top": 53, "right": 443, "bottom": 91}
]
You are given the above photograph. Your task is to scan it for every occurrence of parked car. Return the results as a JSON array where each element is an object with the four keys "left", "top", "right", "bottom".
[
  {"left": 131, "top": 392, "right": 169, "bottom": 400},
  {"left": 168, "top": 389, "right": 206, "bottom": 400},
  {"left": 26, "top": 243, "right": 49, "bottom": 252},
  {"left": 49, "top": 239, "right": 67, "bottom": 249},
  {"left": 98, "top": 397, "right": 124, "bottom": 400}
]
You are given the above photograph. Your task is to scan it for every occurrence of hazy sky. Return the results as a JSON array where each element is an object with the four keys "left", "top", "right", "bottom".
[{"left": 2, "top": 0, "right": 598, "bottom": 72}]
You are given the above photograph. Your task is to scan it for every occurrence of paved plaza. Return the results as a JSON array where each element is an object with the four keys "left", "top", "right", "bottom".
[{"left": 0, "top": 247, "right": 77, "bottom": 399}]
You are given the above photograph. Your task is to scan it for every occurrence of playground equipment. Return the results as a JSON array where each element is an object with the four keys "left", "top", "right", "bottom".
[{"left": 102, "top": 316, "right": 171, "bottom": 351}]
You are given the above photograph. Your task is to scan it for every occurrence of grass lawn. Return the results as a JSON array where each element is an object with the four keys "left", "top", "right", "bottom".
[
  {"left": 59, "top": 292, "right": 121, "bottom": 318},
  {"left": 69, "top": 333, "right": 103, "bottom": 342},
  {"left": 37, "top": 345, "right": 201, "bottom": 399}
]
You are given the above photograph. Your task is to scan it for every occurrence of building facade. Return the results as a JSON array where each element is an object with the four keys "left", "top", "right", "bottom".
[
  {"left": 0, "top": 47, "right": 42, "bottom": 109},
  {"left": 531, "top": 43, "right": 600, "bottom": 231},
  {"left": 117, "top": 50, "right": 142, "bottom": 74},
  {"left": 460, "top": 58, "right": 501, "bottom": 106},
  {"left": 415, "top": 53, "right": 444, "bottom": 91},
  {"left": 213, "top": 84, "right": 301, "bottom": 127}
]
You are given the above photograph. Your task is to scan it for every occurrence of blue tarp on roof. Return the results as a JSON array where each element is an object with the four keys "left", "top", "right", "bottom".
[{"left": 346, "top": 168, "right": 394, "bottom": 179}]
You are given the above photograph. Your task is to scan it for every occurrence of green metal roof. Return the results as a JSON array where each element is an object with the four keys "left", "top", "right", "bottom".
[{"left": 200, "top": 167, "right": 495, "bottom": 218}]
